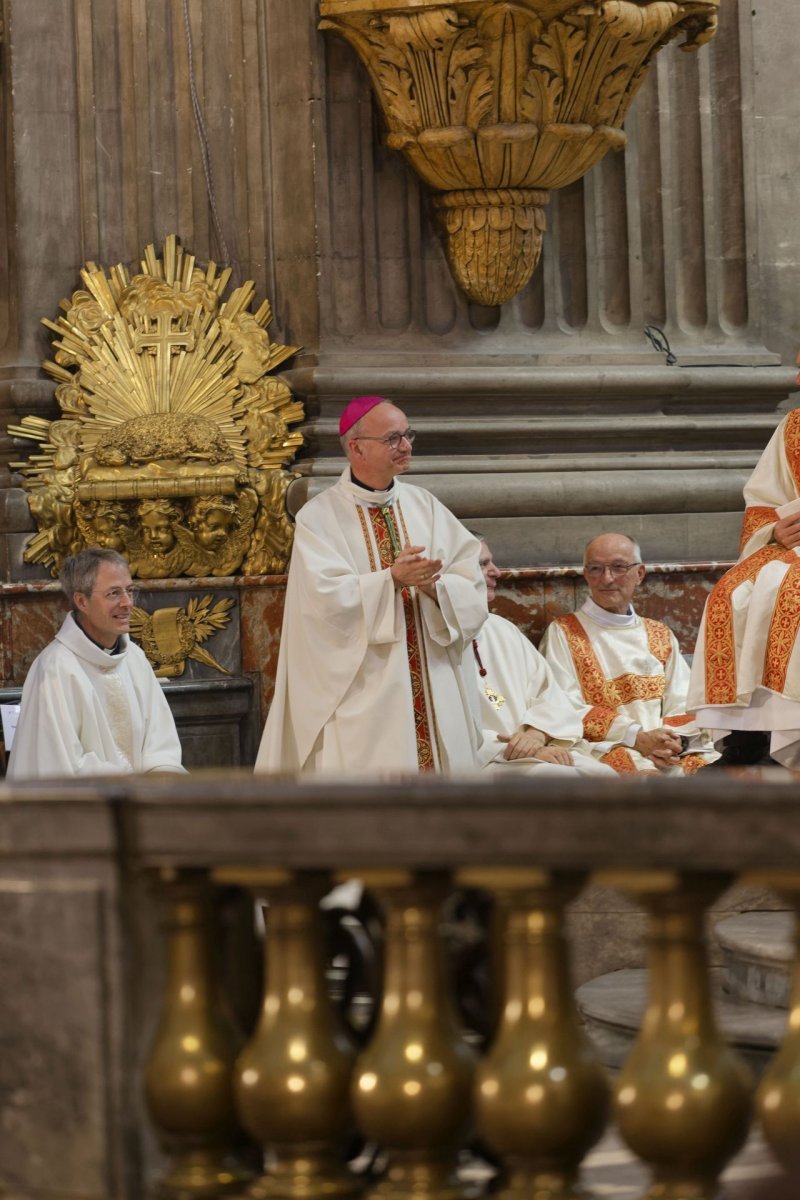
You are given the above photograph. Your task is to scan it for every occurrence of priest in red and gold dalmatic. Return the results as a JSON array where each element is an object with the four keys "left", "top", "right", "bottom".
[
  {"left": 542, "top": 533, "right": 718, "bottom": 775},
  {"left": 688, "top": 382, "right": 800, "bottom": 768}
]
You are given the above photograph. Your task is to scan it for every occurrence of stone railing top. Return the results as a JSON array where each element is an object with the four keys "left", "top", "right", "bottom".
[{"left": 2, "top": 771, "right": 800, "bottom": 876}]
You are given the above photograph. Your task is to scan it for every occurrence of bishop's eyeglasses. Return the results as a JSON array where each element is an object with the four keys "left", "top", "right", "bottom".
[
  {"left": 584, "top": 562, "right": 642, "bottom": 579},
  {"left": 352, "top": 429, "right": 417, "bottom": 450}
]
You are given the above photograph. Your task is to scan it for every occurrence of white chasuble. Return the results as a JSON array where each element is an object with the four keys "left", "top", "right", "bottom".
[
  {"left": 471, "top": 614, "right": 614, "bottom": 777},
  {"left": 255, "top": 470, "right": 487, "bottom": 775},
  {"left": 687, "top": 408, "right": 800, "bottom": 765},
  {"left": 8, "top": 613, "right": 185, "bottom": 780},
  {"left": 541, "top": 601, "right": 718, "bottom": 775}
]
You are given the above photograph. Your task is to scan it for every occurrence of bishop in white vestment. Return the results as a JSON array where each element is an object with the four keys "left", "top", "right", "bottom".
[
  {"left": 9, "top": 550, "right": 184, "bottom": 780},
  {"left": 471, "top": 541, "right": 614, "bottom": 776},
  {"left": 687, "top": 406, "right": 800, "bottom": 766},
  {"left": 541, "top": 534, "right": 718, "bottom": 775},
  {"left": 255, "top": 397, "right": 487, "bottom": 774}
]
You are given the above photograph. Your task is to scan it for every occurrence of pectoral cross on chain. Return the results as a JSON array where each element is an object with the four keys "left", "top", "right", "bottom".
[{"left": 133, "top": 312, "right": 196, "bottom": 411}]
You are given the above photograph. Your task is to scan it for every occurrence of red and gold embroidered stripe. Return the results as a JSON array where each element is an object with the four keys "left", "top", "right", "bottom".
[
  {"left": 643, "top": 619, "right": 672, "bottom": 667},
  {"left": 680, "top": 753, "right": 708, "bottom": 775},
  {"left": 557, "top": 614, "right": 666, "bottom": 714},
  {"left": 396, "top": 503, "right": 443, "bottom": 768},
  {"left": 583, "top": 705, "right": 617, "bottom": 741},
  {"left": 703, "top": 545, "right": 795, "bottom": 705},
  {"left": 612, "top": 674, "right": 665, "bottom": 705},
  {"left": 739, "top": 506, "right": 778, "bottom": 555},
  {"left": 356, "top": 506, "right": 378, "bottom": 571},
  {"left": 366, "top": 503, "right": 436, "bottom": 772},
  {"left": 762, "top": 560, "right": 800, "bottom": 693},
  {"left": 601, "top": 746, "right": 638, "bottom": 774},
  {"left": 663, "top": 713, "right": 695, "bottom": 727},
  {"left": 558, "top": 615, "right": 614, "bottom": 706},
  {"left": 784, "top": 409, "right": 800, "bottom": 494}
]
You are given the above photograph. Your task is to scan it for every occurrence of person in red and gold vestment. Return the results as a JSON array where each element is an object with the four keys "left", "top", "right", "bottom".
[
  {"left": 255, "top": 396, "right": 487, "bottom": 775},
  {"left": 470, "top": 539, "right": 614, "bottom": 777},
  {"left": 688, "top": 394, "right": 800, "bottom": 767},
  {"left": 541, "top": 533, "right": 718, "bottom": 775}
]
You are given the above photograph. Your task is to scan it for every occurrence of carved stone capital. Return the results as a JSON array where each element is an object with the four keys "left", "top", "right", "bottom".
[{"left": 320, "top": 0, "right": 719, "bottom": 305}]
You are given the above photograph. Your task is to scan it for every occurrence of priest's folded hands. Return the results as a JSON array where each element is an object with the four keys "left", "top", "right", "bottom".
[
  {"left": 772, "top": 510, "right": 800, "bottom": 549},
  {"left": 633, "top": 727, "right": 682, "bottom": 768},
  {"left": 496, "top": 726, "right": 572, "bottom": 766},
  {"left": 390, "top": 543, "right": 443, "bottom": 600}
]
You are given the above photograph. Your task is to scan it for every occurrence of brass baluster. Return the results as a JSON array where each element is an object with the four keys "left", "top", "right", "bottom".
[
  {"left": 233, "top": 871, "right": 360, "bottom": 1200},
  {"left": 757, "top": 878, "right": 800, "bottom": 1178},
  {"left": 352, "top": 871, "right": 475, "bottom": 1200},
  {"left": 612, "top": 872, "right": 753, "bottom": 1200},
  {"left": 466, "top": 869, "right": 609, "bottom": 1200},
  {"left": 145, "top": 868, "right": 250, "bottom": 1198}
]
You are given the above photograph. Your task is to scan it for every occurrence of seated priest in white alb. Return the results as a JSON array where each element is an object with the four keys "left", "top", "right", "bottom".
[
  {"left": 687, "top": 398, "right": 800, "bottom": 767},
  {"left": 7, "top": 547, "right": 185, "bottom": 780},
  {"left": 540, "top": 533, "right": 718, "bottom": 775},
  {"left": 470, "top": 539, "right": 614, "bottom": 777}
]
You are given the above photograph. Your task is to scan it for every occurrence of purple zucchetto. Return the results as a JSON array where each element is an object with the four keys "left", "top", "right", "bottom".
[{"left": 338, "top": 395, "right": 388, "bottom": 437}]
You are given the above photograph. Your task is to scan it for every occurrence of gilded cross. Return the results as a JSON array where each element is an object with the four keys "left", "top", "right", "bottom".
[{"left": 133, "top": 313, "right": 196, "bottom": 410}]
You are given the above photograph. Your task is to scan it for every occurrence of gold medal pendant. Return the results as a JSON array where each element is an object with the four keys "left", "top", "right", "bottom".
[{"left": 484, "top": 686, "right": 505, "bottom": 710}]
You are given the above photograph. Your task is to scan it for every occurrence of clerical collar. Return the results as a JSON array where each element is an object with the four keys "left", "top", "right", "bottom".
[
  {"left": 581, "top": 596, "right": 638, "bottom": 628},
  {"left": 345, "top": 467, "right": 396, "bottom": 505},
  {"left": 350, "top": 469, "right": 388, "bottom": 493},
  {"left": 74, "top": 614, "right": 123, "bottom": 655}
]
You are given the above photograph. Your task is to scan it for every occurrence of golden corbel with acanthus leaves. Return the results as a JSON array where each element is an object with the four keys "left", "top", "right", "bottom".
[
  {"left": 319, "top": 0, "right": 719, "bottom": 306},
  {"left": 9, "top": 235, "right": 304, "bottom": 579}
]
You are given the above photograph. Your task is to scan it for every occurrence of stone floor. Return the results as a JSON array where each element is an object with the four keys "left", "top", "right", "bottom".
[{"left": 583, "top": 1126, "right": 788, "bottom": 1198}]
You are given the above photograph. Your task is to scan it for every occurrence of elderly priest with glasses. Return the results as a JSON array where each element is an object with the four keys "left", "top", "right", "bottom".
[
  {"left": 256, "top": 395, "right": 487, "bottom": 774},
  {"left": 7, "top": 547, "right": 185, "bottom": 780},
  {"left": 540, "top": 533, "right": 718, "bottom": 775}
]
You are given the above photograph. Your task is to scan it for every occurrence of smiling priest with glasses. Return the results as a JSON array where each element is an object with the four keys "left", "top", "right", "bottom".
[
  {"left": 255, "top": 395, "right": 487, "bottom": 775},
  {"left": 540, "top": 533, "right": 719, "bottom": 775},
  {"left": 7, "top": 547, "right": 185, "bottom": 780}
]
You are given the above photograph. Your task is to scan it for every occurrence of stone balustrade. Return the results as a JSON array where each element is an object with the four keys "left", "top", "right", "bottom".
[{"left": 3, "top": 772, "right": 800, "bottom": 1199}]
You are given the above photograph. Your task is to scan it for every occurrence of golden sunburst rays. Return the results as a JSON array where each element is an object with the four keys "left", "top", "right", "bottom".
[
  {"left": 11, "top": 235, "right": 304, "bottom": 578},
  {"left": 72, "top": 309, "right": 248, "bottom": 461},
  {"left": 30, "top": 235, "right": 298, "bottom": 459}
]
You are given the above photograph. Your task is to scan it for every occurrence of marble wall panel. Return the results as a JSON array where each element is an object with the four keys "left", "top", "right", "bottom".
[
  {"left": 542, "top": 576, "right": 583, "bottom": 635},
  {"left": 0, "top": 598, "right": 11, "bottom": 684},
  {"left": 6, "top": 593, "right": 65, "bottom": 686},
  {"left": 1, "top": 567, "right": 728, "bottom": 703},
  {"left": 633, "top": 568, "right": 728, "bottom": 653},
  {"left": 490, "top": 579, "right": 549, "bottom": 646},
  {"left": 239, "top": 581, "right": 286, "bottom": 724}
]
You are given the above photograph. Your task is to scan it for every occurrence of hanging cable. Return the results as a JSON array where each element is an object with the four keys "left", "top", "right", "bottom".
[{"left": 182, "top": 0, "right": 230, "bottom": 265}]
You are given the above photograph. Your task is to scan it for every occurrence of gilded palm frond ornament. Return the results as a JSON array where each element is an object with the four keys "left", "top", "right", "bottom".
[
  {"left": 129, "top": 595, "right": 235, "bottom": 678},
  {"left": 319, "top": 0, "right": 719, "bottom": 306},
  {"left": 9, "top": 235, "right": 304, "bottom": 577}
]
